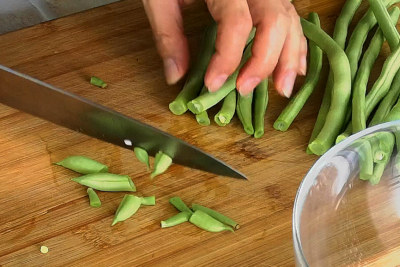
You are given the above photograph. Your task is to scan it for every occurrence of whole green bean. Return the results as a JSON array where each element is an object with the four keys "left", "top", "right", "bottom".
[
  {"left": 370, "top": 70, "right": 400, "bottom": 126},
  {"left": 187, "top": 42, "right": 253, "bottom": 114},
  {"left": 237, "top": 92, "right": 254, "bottom": 135},
  {"left": 214, "top": 90, "right": 237, "bottom": 126},
  {"left": 351, "top": 139, "right": 374, "bottom": 180},
  {"left": 56, "top": 155, "right": 108, "bottom": 174},
  {"left": 352, "top": 7, "right": 400, "bottom": 133},
  {"left": 191, "top": 204, "right": 239, "bottom": 230},
  {"left": 169, "top": 196, "right": 193, "bottom": 214},
  {"left": 189, "top": 210, "right": 234, "bottom": 233},
  {"left": 275, "top": 13, "right": 322, "bottom": 132},
  {"left": 151, "top": 151, "right": 172, "bottom": 179},
  {"left": 307, "top": 0, "right": 362, "bottom": 153},
  {"left": 112, "top": 195, "right": 142, "bottom": 226},
  {"left": 140, "top": 196, "right": 156, "bottom": 206},
  {"left": 87, "top": 188, "right": 101, "bottom": 207},
  {"left": 301, "top": 19, "right": 351, "bottom": 156},
  {"left": 368, "top": 0, "right": 400, "bottom": 50},
  {"left": 71, "top": 173, "right": 136, "bottom": 192},
  {"left": 134, "top": 147, "right": 150, "bottom": 170},
  {"left": 169, "top": 23, "right": 217, "bottom": 115},
  {"left": 161, "top": 211, "right": 192, "bottom": 228},
  {"left": 195, "top": 86, "right": 211, "bottom": 126},
  {"left": 254, "top": 79, "right": 269, "bottom": 138}
]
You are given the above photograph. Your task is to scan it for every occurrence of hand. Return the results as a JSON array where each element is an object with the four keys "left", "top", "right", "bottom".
[{"left": 142, "top": 0, "right": 306, "bottom": 97}]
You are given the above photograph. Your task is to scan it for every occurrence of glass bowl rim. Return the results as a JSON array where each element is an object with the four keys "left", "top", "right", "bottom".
[{"left": 292, "top": 120, "right": 400, "bottom": 266}]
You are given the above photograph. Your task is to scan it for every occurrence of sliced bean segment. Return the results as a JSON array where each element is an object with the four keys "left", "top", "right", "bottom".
[
  {"left": 140, "top": 196, "right": 156, "bottom": 206},
  {"left": 112, "top": 195, "right": 142, "bottom": 226},
  {"left": 134, "top": 147, "right": 150, "bottom": 170},
  {"left": 189, "top": 210, "right": 234, "bottom": 233},
  {"left": 254, "top": 79, "right": 269, "bottom": 138},
  {"left": 301, "top": 18, "right": 351, "bottom": 155},
  {"left": 71, "top": 173, "right": 136, "bottom": 192},
  {"left": 90, "top": 76, "right": 107, "bottom": 88},
  {"left": 161, "top": 211, "right": 192, "bottom": 228},
  {"left": 151, "top": 151, "right": 172, "bottom": 179},
  {"left": 56, "top": 155, "right": 108, "bottom": 174},
  {"left": 169, "top": 196, "right": 193, "bottom": 214},
  {"left": 87, "top": 188, "right": 101, "bottom": 207},
  {"left": 192, "top": 203, "right": 239, "bottom": 230}
]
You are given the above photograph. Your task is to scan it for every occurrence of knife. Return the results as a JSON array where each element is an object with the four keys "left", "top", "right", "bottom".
[{"left": 0, "top": 65, "right": 246, "bottom": 179}]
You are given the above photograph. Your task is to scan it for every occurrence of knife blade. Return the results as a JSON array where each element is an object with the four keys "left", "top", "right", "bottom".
[{"left": 0, "top": 65, "right": 246, "bottom": 179}]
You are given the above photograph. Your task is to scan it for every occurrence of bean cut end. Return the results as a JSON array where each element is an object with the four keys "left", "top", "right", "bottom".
[
  {"left": 187, "top": 101, "right": 204, "bottom": 114},
  {"left": 169, "top": 101, "right": 187, "bottom": 115}
]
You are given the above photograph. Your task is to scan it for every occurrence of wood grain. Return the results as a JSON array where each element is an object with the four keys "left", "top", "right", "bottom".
[{"left": 0, "top": 0, "right": 398, "bottom": 266}]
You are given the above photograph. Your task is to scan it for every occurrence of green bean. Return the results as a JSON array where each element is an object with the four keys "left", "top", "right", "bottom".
[
  {"left": 370, "top": 70, "right": 400, "bottom": 126},
  {"left": 364, "top": 134, "right": 387, "bottom": 163},
  {"left": 254, "top": 79, "right": 269, "bottom": 138},
  {"left": 275, "top": 13, "right": 322, "bottom": 132},
  {"left": 187, "top": 42, "right": 253, "bottom": 114},
  {"left": 366, "top": 133, "right": 394, "bottom": 185},
  {"left": 55, "top": 155, "right": 108, "bottom": 174},
  {"left": 301, "top": 19, "right": 351, "bottom": 156},
  {"left": 169, "top": 196, "right": 193, "bottom": 214},
  {"left": 90, "top": 76, "right": 107, "bottom": 88},
  {"left": 87, "top": 188, "right": 101, "bottom": 207},
  {"left": 40, "top": 246, "right": 49, "bottom": 254},
  {"left": 237, "top": 92, "right": 254, "bottom": 135},
  {"left": 151, "top": 151, "right": 172, "bottom": 179},
  {"left": 351, "top": 140, "right": 374, "bottom": 180},
  {"left": 161, "top": 211, "right": 192, "bottom": 228},
  {"left": 214, "top": 90, "right": 237, "bottom": 126},
  {"left": 307, "top": 0, "right": 362, "bottom": 153},
  {"left": 134, "top": 147, "right": 150, "bottom": 170},
  {"left": 368, "top": 0, "right": 400, "bottom": 50},
  {"left": 71, "top": 173, "right": 136, "bottom": 192},
  {"left": 352, "top": 8, "right": 400, "bottom": 133},
  {"left": 191, "top": 203, "right": 239, "bottom": 230},
  {"left": 140, "top": 196, "right": 156, "bottom": 206},
  {"left": 189, "top": 210, "right": 234, "bottom": 233},
  {"left": 112, "top": 195, "right": 142, "bottom": 226},
  {"left": 195, "top": 86, "right": 211, "bottom": 126},
  {"left": 169, "top": 23, "right": 217, "bottom": 115}
]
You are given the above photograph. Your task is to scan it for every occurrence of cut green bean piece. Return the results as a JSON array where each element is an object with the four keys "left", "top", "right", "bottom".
[
  {"left": 195, "top": 86, "right": 211, "bottom": 126},
  {"left": 140, "top": 196, "right": 156, "bottom": 206},
  {"left": 87, "top": 188, "right": 101, "bottom": 207},
  {"left": 40, "top": 246, "right": 49, "bottom": 254},
  {"left": 189, "top": 210, "right": 234, "bottom": 233},
  {"left": 301, "top": 19, "right": 351, "bottom": 156},
  {"left": 191, "top": 203, "right": 239, "bottom": 230},
  {"left": 112, "top": 195, "right": 142, "bottom": 226},
  {"left": 134, "top": 147, "right": 150, "bottom": 170},
  {"left": 55, "top": 155, "right": 108, "bottom": 174},
  {"left": 151, "top": 151, "right": 172, "bottom": 179},
  {"left": 71, "top": 173, "right": 136, "bottom": 192},
  {"left": 169, "top": 23, "right": 217, "bottom": 115},
  {"left": 169, "top": 196, "right": 193, "bottom": 214},
  {"left": 370, "top": 70, "right": 400, "bottom": 126},
  {"left": 254, "top": 79, "right": 269, "bottom": 138},
  {"left": 307, "top": 0, "right": 362, "bottom": 152},
  {"left": 161, "top": 211, "right": 192, "bottom": 228},
  {"left": 187, "top": 42, "right": 253, "bottom": 114},
  {"left": 351, "top": 140, "right": 374, "bottom": 180},
  {"left": 237, "top": 92, "right": 254, "bottom": 135},
  {"left": 352, "top": 8, "right": 400, "bottom": 133},
  {"left": 275, "top": 13, "right": 322, "bottom": 132},
  {"left": 368, "top": 0, "right": 400, "bottom": 50},
  {"left": 90, "top": 76, "right": 107, "bottom": 88},
  {"left": 214, "top": 90, "right": 237, "bottom": 126}
]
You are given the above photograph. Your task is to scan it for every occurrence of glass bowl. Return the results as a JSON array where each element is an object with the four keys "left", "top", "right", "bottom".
[{"left": 293, "top": 121, "right": 400, "bottom": 266}]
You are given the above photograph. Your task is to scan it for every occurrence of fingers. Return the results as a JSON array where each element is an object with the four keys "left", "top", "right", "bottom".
[
  {"left": 204, "top": 0, "right": 252, "bottom": 92},
  {"left": 142, "top": 0, "right": 189, "bottom": 84},
  {"left": 237, "top": 0, "right": 305, "bottom": 97}
]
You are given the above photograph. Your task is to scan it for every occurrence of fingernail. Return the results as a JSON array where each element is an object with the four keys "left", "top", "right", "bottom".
[
  {"left": 164, "top": 58, "right": 180, "bottom": 85},
  {"left": 300, "top": 56, "right": 307, "bottom": 75},
  {"left": 238, "top": 77, "right": 261, "bottom": 96},
  {"left": 281, "top": 71, "right": 297, "bottom": 98},
  {"left": 208, "top": 74, "right": 228, "bottom": 92}
]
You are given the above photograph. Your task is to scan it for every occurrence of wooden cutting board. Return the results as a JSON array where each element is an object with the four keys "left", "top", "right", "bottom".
[{"left": 0, "top": 0, "right": 394, "bottom": 266}]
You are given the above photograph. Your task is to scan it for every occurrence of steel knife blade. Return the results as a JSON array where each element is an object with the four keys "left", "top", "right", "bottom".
[{"left": 0, "top": 65, "right": 246, "bottom": 179}]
